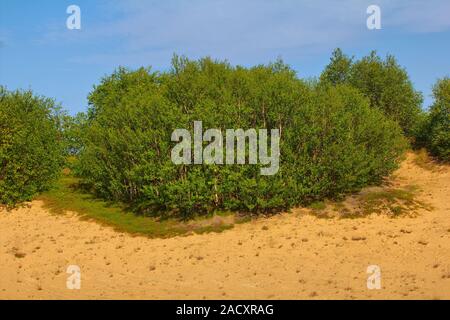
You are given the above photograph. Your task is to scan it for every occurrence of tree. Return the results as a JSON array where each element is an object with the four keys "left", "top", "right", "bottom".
[
  {"left": 424, "top": 77, "right": 450, "bottom": 161},
  {"left": 0, "top": 87, "right": 65, "bottom": 205},
  {"left": 321, "top": 49, "right": 423, "bottom": 137},
  {"left": 61, "top": 112, "right": 88, "bottom": 156},
  {"left": 320, "top": 48, "right": 353, "bottom": 85}
]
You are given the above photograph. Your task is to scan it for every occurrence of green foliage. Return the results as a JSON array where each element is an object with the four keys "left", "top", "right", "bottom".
[
  {"left": 321, "top": 49, "right": 423, "bottom": 137},
  {"left": 61, "top": 112, "right": 88, "bottom": 157},
  {"left": 0, "top": 86, "right": 65, "bottom": 205},
  {"left": 76, "top": 56, "right": 407, "bottom": 218},
  {"left": 320, "top": 48, "right": 353, "bottom": 85},
  {"left": 38, "top": 171, "right": 235, "bottom": 238},
  {"left": 421, "top": 78, "right": 450, "bottom": 161}
]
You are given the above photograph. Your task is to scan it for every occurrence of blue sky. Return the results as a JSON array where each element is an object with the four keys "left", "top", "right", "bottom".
[{"left": 0, "top": 0, "right": 449, "bottom": 114}]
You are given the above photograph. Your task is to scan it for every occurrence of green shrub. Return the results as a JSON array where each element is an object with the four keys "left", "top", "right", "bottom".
[
  {"left": 286, "top": 84, "right": 407, "bottom": 202},
  {"left": 321, "top": 49, "right": 423, "bottom": 137},
  {"left": 423, "top": 78, "right": 450, "bottom": 161},
  {"left": 77, "top": 56, "right": 407, "bottom": 218},
  {"left": 61, "top": 112, "right": 88, "bottom": 157},
  {"left": 0, "top": 87, "right": 65, "bottom": 205}
]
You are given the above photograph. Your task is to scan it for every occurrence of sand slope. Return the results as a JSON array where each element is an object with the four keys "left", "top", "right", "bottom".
[{"left": 1, "top": 153, "right": 449, "bottom": 300}]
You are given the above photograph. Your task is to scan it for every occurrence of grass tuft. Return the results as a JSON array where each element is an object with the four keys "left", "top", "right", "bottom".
[
  {"left": 347, "top": 185, "right": 431, "bottom": 218},
  {"left": 413, "top": 149, "right": 439, "bottom": 171},
  {"left": 307, "top": 184, "right": 432, "bottom": 219},
  {"left": 37, "top": 171, "right": 235, "bottom": 238}
]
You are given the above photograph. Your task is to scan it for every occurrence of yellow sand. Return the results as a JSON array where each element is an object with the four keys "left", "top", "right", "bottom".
[{"left": 1, "top": 153, "right": 449, "bottom": 299}]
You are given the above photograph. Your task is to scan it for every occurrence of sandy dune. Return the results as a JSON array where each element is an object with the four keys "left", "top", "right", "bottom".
[{"left": 1, "top": 153, "right": 449, "bottom": 300}]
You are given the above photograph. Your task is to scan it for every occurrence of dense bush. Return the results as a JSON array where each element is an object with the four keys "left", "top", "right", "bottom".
[
  {"left": 422, "top": 78, "right": 450, "bottom": 161},
  {"left": 321, "top": 49, "right": 423, "bottom": 137},
  {"left": 0, "top": 87, "right": 65, "bottom": 205},
  {"left": 76, "top": 56, "right": 407, "bottom": 217},
  {"left": 62, "top": 112, "right": 88, "bottom": 157}
]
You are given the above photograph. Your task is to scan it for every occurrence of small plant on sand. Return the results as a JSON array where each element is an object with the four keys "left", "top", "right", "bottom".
[
  {"left": 358, "top": 185, "right": 431, "bottom": 217},
  {"left": 310, "top": 184, "right": 432, "bottom": 219},
  {"left": 309, "top": 201, "right": 326, "bottom": 211},
  {"left": 413, "top": 149, "right": 439, "bottom": 171}
]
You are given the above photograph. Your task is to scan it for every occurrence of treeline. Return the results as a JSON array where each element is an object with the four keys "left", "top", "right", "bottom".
[{"left": 1, "top": 50, "right": 448, "bottom": 217}]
